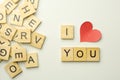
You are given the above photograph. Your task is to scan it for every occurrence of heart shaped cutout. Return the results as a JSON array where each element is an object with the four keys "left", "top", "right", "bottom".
[{"left": 80, "top": 21, "right": 102, "bottom": 42}]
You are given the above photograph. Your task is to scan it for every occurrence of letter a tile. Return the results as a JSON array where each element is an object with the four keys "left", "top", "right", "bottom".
[{"left": 26, "top": 53, "right": 39, "bottom": 68}]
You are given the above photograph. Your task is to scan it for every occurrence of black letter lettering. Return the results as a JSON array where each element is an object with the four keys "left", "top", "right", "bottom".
[
  {"left": 22, "top": 6, "right": 30, "bottom": 13},
  {"left": 5, "top": 28, "right": 12, "bottom": 36},
  {"left": 90, "top": 50, "right": 96, "bottom": 58},
  {"left": 35, "top": 36, "right": 41, "bottom": 43},
  {"left": 77, "top": 50, "right": 83, "bottom": 58},
  {"left": 15, "top": 52, "right": 23, "bottom": 58},
  {"left": 9, "top": 65, "right": 17, "bottom": 73},
  {"left": 0, "top": 49, "right": 7, "bottom": 56},
  {"left": 64, "top": 49, "right": 70, "bottom": 57},
  {"left": 28, "top": 56, "right": 35, "bottom": 63},
  {"left": 21, "top": 32, "right": 27, "bottom": 39},
  {"left": 28, "top": 19, "right": 36, "bottom": 27}
]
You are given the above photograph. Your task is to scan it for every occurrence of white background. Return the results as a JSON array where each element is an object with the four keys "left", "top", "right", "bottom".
[{"left": 0, "top": 0, "right": 120, "bottom": 80}]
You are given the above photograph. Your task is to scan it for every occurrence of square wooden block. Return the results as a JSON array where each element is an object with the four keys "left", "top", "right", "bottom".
[
  {"left": 0, "top": 46, "right": 10, "bottom": 60},
  {"left": 31, "top": 32, "right": 46, "bottom": 49},
  {"left": 19, "top": 1, "right": 36, "bottom": 18},
  {"left": 10, "top": 11, "right": 24, "bottom": 26},
  {"left": 26, "top": 53, "right": 39, "bottom": 68},
  {"left": 25, "top": 0, "right": 39, "bottom": 10},
  {"left": 61, "top": 25, "right": 74, "bottom": 40},
  {"left": 74, "top": 47, "right": 87, "bottom": 61},
  {"left": 12, "top": 47, "right": 27, "bottom": 62},
  {"left": 3, "top": 0, "right": 18, "bottom": 14},
  {"left": 0, "top": 36, "right": 10, "bottom": 46},
  {"left": 0, "top": 8, "right": 6, "bottom": 23},
  {"left": 61, "top": 47, "right": 74, "bottom": 62},
  {"left": 87, "top": 47, "right": 100, "bottom": 62},
  {"left": 1, "top": 24, "right": 17, "bottom": 41},
  {"left": 24, "top": 15, "right": 41, "bottom": 32},
  {"left": 5, "top": 62, "right": 22, "bottom": 78},
  {"left": 14, "top": 28, "right": 31, "bottom": 43}
]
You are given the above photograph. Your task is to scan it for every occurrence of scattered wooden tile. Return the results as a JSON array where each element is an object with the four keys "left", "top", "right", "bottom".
[
  {"left": 86, "top": 47, "right": 100, "bottom": 62},
  {"left": 26, "top": 53, "right": 39, "bottom": 68},
  {"left": 19, "top": 1, "right": 36, "bottom": 18},
  {"left": 0, "top": 46, "right": 10, "bottom": 60},
  {"left": 24, "top": 15, "right": 41, "bottom": 32},
  {"left": 12, "top": 47, "right": 27, "bottom": 62},
  {"left": 10, "top": 10, "right": 24, "bottom": 26},
  {"left": 0, "top": 8, "right": 6, "bottom": 23},
  {"left": 61, "top": 47, "right": 74, "bottom": 62},
  {"left": 3, "top": 0, "right": 18, "bottom": 14},
  {"left": 31, "top": 32, "right": 46, "bottom": 49},
  {"left": 0, "top": 24, "right": 17, "bottom": 41},
  {"left": 61, "top": 25, "right": 74, "bottom": 40},
  {"left": 5, "top": 62, "right": 22, "bottom": 78},
  {"left": 14, "top": 28, "right": 31, "bottom": 43}
]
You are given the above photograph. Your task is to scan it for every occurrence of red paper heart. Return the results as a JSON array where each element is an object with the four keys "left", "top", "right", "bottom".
[{"left": 80, "top": 21, "right": 102, "bottom": 42}]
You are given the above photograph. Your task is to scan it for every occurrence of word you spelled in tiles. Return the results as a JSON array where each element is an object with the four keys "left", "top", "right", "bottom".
[
  {"left": 0, "top": 0, "right": 46, "bottom": 78},
  {"left": 61, "top": 22, "right": 102, "bottom": 62}
]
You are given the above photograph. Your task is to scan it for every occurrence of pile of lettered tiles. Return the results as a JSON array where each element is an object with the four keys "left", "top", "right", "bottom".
[{"left": 0, "top": 0, "right": 46, "bottom": 78}]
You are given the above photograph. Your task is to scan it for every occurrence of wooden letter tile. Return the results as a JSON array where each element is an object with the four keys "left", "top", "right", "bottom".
[
  {"left": 31, "top": 32, "right": 46, "bottom": 49},
  {"left": 61, "top": 25, "right": 74, "bottom": 40},
  {"left": 0, "top": 46, "right": 11, "bottom": 60},
  {"left": 86, "top": 47, "right": 100, "bottom": 62},
  {"left": 74, "top": 47, "right": 87, "bottom": 61},
  {"left": 24, "top": 15, "right": 41, "bottom": 32},
  {"left": 19, "top": 2, "right": 36, "bottom": 18},
  {"left": 26, "top": 53, "right": 39, "bottom": 68},
  {"left": 10, "top": 11, "right": 24, "bottom": 26},
  {"left": 0, "top": 8, "right": 6, "bottom": 23},
  {"left": 25, "top": 0, "right": 39, "bottom": 10},
  {"left": 14, "top": 28, "right": 31, "bottom": 43},
  {"left": 12, "top": 47, "right": 27, "bottom": 62},
  {"left": 5, "top": 62, "right": 22, "bottom": 78},
  {"left": 1, "top": 24, "right": 17, "bottom": 41},
  {"left": 61, "top": 47, "right": 74, "bottom": 62},
  {"left": 3, "top": 0, "right": 18, "bottom": 14}
]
